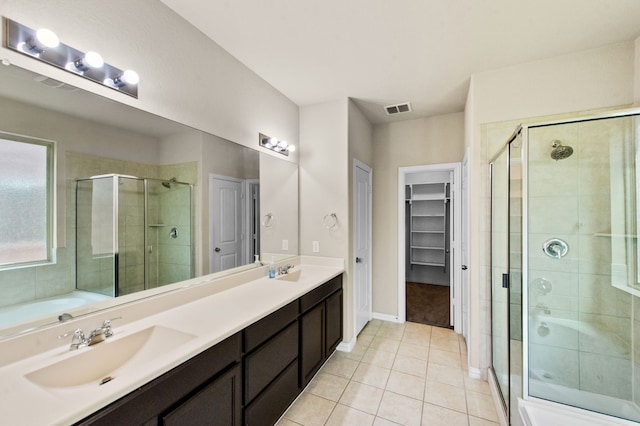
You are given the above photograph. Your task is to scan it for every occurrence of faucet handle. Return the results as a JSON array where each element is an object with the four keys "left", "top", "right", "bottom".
[
  {"left": 101, "top": 316, "right": 122, "bottom": 338},
  {"left": 58, "top": 328, "right": 87, "bottom": 350},
  {"left": 58, "top": 328, "right": 84, "bottom": 340}
]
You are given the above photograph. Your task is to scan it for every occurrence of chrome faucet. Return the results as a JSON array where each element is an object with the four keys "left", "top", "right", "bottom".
[
  {"left": 278, "top": 264, "right": 294, "bottom": 275},
  {"left": 58, "top": 317, "right": 121, "bottom": 350}
]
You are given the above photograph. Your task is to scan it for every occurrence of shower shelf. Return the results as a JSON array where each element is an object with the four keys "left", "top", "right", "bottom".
[{"left": 594, "top": 233, "right": 638, "bottom": 238}]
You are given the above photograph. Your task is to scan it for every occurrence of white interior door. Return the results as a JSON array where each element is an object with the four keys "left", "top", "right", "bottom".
[
  {"left": 210, "top": 175, "right": 242, "bottom": 273},
  {"left": 354, "top": 160, "right": 372, "bottom": 336},
  {"left": 461, "top": 150, "right": 470, "bottom": 340}
]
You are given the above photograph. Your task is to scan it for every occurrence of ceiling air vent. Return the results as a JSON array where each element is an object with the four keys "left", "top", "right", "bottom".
[
  {"left": 33, "top": 75, "right": 78, "bottom": 91},
  {"left": 384, "top": 102, "right": 412, "bottom": 115}
]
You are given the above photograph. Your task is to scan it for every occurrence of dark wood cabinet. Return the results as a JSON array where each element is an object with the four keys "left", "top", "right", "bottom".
[
  {"left": 325, "top": 288, "right": 343, "bottom": 355},
  {"left": 300, "top": 276, "right": 343, "bottom": 387},
  {"left": 300, "top": 302, "right": 325, "bottom": 385},
  {"left": 77, "top": 274, "right": 343, "bottom": 426}
]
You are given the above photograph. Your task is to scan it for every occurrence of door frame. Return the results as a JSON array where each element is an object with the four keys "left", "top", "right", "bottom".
[
  {"left": 353, "top": 159, "right": 373, "bottom": 337},
  {"left": 397, "top": 162, "right": 463, "bottom": 332}
]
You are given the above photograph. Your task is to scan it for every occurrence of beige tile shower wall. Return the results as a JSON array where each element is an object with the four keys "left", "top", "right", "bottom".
[
  {"left": 157, "top": 163, "right": 198, "bottom": 287},
  {"left": 527, "top": 119, "right": 634, "bottom": 400}
]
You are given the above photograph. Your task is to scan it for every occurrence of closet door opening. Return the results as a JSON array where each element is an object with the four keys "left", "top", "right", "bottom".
[{"left": 398, "top": 163, "right": 462, "bottom": 331}]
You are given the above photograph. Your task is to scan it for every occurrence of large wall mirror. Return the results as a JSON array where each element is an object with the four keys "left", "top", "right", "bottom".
[{"left": 0, "top": 63, "right": 299, "bottom": 339}]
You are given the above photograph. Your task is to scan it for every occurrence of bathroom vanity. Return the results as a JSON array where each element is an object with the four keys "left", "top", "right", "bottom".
[{"left": 0, "top": 258, "right": 344, "bottom": 426}]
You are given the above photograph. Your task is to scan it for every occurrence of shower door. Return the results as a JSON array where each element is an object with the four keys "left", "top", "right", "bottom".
[
  {"left": 490, "top": 144, "right": 510, "bottom": 418},
  {"left": 490, "top": 130, "right": 523, "bottom": 424}
]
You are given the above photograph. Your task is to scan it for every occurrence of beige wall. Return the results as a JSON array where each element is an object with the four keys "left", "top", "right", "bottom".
[
  {"left": 260, "top": 153, "right": 299, "bottom": 258},
  {"left": 635, "top": 35, "right": 640, "bottom": 104},
  {"left": 299, "top": 99, "right": 353, "bottom": 340},
  {"left": 371, "top": 113, "right": 465, "bottom": 316},
  {"left": 465, "top": 41, "right": 636, "bottom": 376},
  {"left": 0, "top": 0, "right": 299, "bottom": 157}
]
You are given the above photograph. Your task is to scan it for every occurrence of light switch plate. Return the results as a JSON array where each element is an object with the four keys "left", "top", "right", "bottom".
[
  {"left": 312, "top": 241, "right": 320, "bottom": 253},
  {"left": 282, "top": 239, "right": 288, "bottom": 250}
]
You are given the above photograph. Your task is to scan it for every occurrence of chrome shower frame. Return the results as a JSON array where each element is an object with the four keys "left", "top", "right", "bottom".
[
  {"left": 75, "top": 174, "right": 194, "bottom": 296},
  {"left": 490, "top": 106, "right": 640, "bottom": 424}
]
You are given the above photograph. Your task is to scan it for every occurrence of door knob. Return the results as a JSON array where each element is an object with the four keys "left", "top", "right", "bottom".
[
  {"left": 214, "top": 247, "right": 221, "bottom": 253},
  {"left": 462, "top": 265, "right": 468, "bottom": 270},
  {"left": 355, "top": 257, "right": 362, "bottom": 263}
]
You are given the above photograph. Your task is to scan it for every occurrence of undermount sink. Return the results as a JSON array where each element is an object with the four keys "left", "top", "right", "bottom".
[
  {"left": 276, "top": 269, "right": 303, "bottom": 282},
  {"left": 26, "top": 325, "right": 195, "bottom": 389}
]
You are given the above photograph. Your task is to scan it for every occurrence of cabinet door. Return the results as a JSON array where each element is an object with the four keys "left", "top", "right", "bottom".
[
  {"left": 162, "top": 364, "right": 242, "bottom": 426},
  {"left": 300, "top": 303, "right": 325, "bottom": 386},
  {"left": 325, "top": 289, "right": 343, "bottom": 356}
]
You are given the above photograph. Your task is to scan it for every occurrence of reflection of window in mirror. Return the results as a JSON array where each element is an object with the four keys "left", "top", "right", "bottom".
[{"left": 0, "top": 133, "right": 54, "bottom": 268}]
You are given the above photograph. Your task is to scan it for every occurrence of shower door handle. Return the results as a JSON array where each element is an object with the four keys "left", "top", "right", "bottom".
[{"left": 502, "top": 273, "right": 510, "bottom": 289}]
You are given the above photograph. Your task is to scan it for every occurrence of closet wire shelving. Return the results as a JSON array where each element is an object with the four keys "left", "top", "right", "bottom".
[{"left": 406, "top": 183, "right": 449, "bottom": 269}]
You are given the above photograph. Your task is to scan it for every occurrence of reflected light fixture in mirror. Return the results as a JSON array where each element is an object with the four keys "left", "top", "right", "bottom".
[
  {"left": 4, "top": 18, "right": 139, "bottom": 98},
  {"left": 259, "top": 132, "right": 295, "bottom": 156}
]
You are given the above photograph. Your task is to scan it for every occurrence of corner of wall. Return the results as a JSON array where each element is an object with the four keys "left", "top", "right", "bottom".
[{"left": 635, "top": 35, "right": 640, "bottom": 105}]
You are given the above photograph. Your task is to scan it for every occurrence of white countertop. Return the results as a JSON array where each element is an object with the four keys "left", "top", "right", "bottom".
[{"left": 0, "top": 257, "right": 344, "bottom": 426}]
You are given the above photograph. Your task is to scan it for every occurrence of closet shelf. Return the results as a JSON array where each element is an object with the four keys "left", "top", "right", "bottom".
[
  {"left": 411, "top": 261, "right": 445, "bottom": 267},
  {"left": 411, "top": 245, "right": 445, "bottom": 250}
]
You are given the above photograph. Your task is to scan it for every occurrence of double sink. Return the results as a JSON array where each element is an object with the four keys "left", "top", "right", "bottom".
[{"left": 24, "top": 264, "right": 317, "bottom": 392}]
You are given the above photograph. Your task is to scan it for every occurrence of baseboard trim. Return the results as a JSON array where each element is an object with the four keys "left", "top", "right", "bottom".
[
  {"left": 336, "top": 336, "right": 356, "bottom": 352},
  {"left": 468, "top": 366, "right": 486, "bottom": 380},
  {"left": 372, "top": 312, "right": 402, "bottom": 323}
]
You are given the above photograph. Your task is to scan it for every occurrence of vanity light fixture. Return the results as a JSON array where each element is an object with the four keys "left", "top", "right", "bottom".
[
  {"left": 259, "top": 133, "right": 295, "bottom": 156},
  {"left": 67, "top": 51, "right": 104, "bottom": 72},
  {"left": 4, "top": 18, "right": 139, "bottom": 98}
]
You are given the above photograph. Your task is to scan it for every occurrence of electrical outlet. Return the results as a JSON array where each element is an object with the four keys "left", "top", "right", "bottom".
[
  {"left": 312, "top": 241, "right": 320, "bottom": 253},
  {"left": 282, "top": 239, "right": 288, "bottom": 250}
]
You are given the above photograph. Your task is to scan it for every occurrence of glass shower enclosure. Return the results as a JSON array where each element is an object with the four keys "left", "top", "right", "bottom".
[
  {"left": 490, "top": 110, "right": 640, "bottom": 424},
  {"left": 76, "top": 174, "right": 193, "bottom": 297}
]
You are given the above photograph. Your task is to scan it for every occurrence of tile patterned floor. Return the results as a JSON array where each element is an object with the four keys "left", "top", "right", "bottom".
[{"left": 279, "top": 320, "right": 499, "bottom": 426}]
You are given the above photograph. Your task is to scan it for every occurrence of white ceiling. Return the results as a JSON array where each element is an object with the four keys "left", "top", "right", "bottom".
[{"left": 160, "top": 0, "right": 640, "bottom": 124}]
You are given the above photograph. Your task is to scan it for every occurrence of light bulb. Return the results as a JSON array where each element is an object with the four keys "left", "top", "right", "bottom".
[
  {"left": 83, "top": 51, "right": 104, "bottom": 69},
  {"left": 122, "top": 69, "right": 139, "bottom": 85},
  {"left": 35, "top": 28, "right": 59, "bottom": 48},
  {"left": 287, "top": 145, "right": 296, "bottom": 152},
  {"left": 68, "top": 51, "right": 104, "bottom": 72}
]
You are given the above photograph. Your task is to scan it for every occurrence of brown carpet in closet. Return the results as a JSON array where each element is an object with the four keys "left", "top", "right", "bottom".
[{"left": 406, "top": 282, "right": 451, "bottom": 328}]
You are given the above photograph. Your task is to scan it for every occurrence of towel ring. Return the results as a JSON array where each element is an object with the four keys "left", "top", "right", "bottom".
[
  {"left": 262, "top": 213, "right": 274, "bottom": 228},
  {"left": 323, "top": 213, "right": 337, "bottom": 229}
]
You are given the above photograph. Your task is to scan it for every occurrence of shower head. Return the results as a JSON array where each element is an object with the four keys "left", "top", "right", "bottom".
[
  {"left": 161, "top": 177, "right": 177, "bottom": 189},
  {"left": 550, "top": 140, "right": 573, "bottom": 160}
]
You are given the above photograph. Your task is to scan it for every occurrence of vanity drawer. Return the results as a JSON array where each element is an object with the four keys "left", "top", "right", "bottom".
[
  {"left": 300, "top": 274, "right": 342, "bottom": 313},
  {"left": 244, "top": 360, "right": 299, "bottom": 426},
  {"left": 244, "top": 321, "right": 298, "bottom": 404},
  {"left": 244, "top": 299, "right": 298, "bottom": 353}
]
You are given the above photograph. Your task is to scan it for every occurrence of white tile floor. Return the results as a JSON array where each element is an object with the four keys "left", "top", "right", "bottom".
[{"left": 279, "top": 320, "right": 499, "bottom": 426}]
